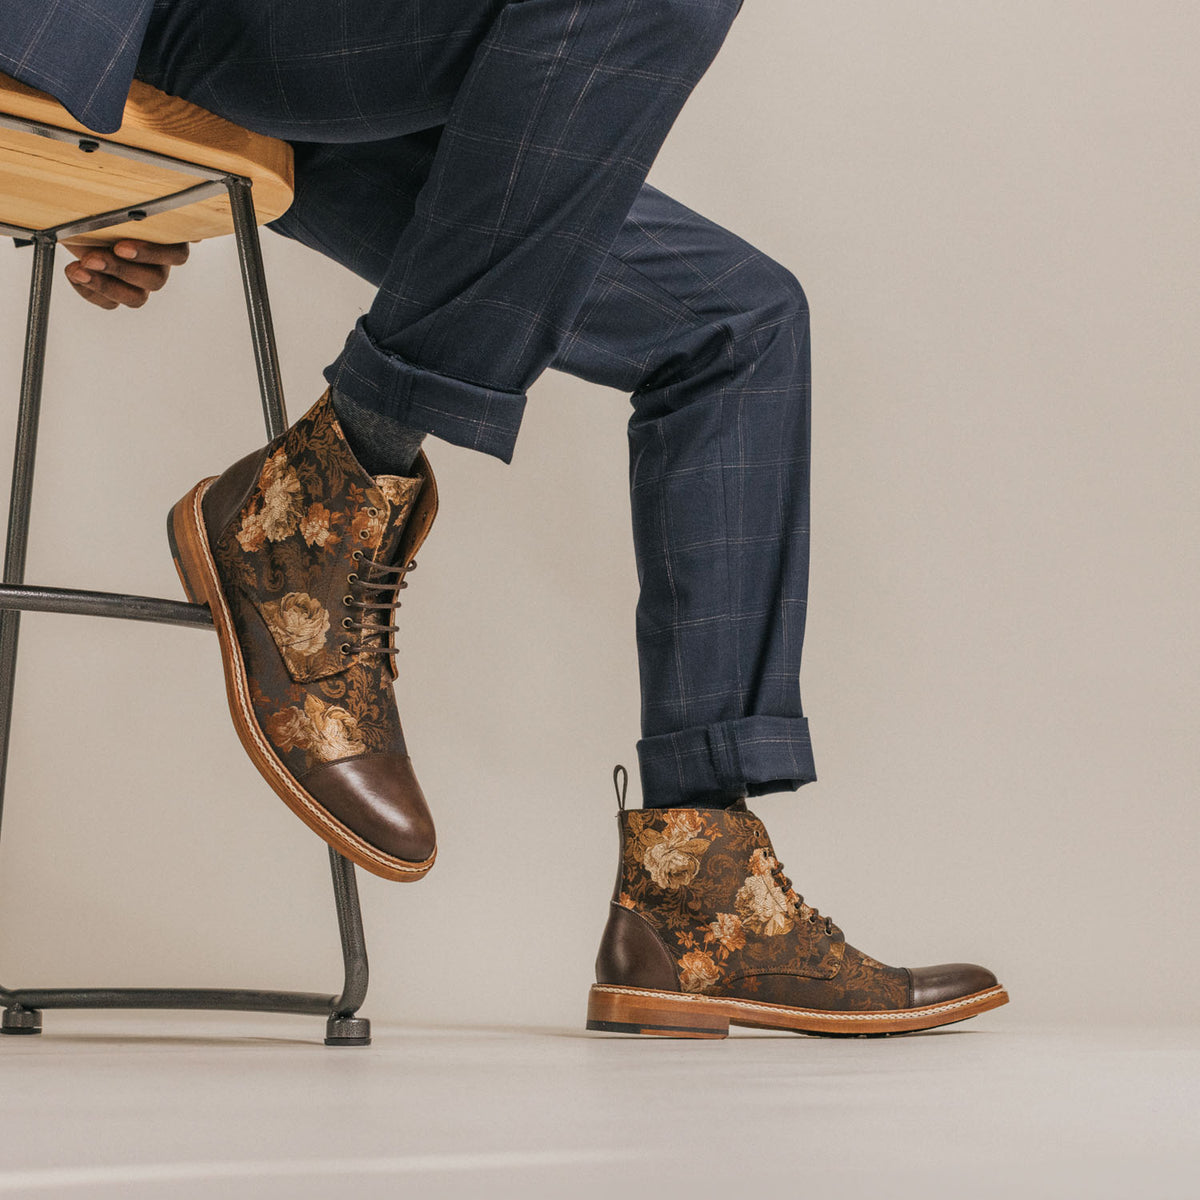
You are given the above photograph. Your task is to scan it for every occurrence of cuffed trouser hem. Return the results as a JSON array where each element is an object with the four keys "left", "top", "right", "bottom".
[
  {"left": 636, "top": 715, "right": 817, "bottom": 808},
  {"left": 323, "top": 318, "right": 528, "bottom": 464}
]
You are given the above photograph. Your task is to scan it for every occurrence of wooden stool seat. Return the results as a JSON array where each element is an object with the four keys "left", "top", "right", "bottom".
[{"left": 0, "top": 73, "right": 293, "bottom": 244}]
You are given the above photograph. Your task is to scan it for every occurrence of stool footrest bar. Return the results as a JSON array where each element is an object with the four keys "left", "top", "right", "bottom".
[
  {"left": 0, "top": 583, "right": 212, "bottom": 628},
  {"left": 1, "top": 985, "right": 337, "bottom": 1016}
]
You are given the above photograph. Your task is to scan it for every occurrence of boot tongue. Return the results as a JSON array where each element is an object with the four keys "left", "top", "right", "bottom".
[{"left": 366, "top": 473, "right": 424, "bottom": 568}]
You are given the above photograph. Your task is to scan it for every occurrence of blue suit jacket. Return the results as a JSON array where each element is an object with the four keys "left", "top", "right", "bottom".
[{"left": 0, "top": 0, "right": 154, "bottom": 133}]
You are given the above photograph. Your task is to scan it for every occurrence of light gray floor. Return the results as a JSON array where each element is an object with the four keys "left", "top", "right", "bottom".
[{"left": 0, "top": 1013, "right": 1195, "bottom": 1199}]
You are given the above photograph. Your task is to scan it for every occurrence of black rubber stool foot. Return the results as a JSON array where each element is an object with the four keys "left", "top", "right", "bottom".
[
  {"left": 2, "top": 1005, "right": 42, "bottom": 1034},
  {"left": 325, "top": 1013, "right": 370, "bottom": 1046}
]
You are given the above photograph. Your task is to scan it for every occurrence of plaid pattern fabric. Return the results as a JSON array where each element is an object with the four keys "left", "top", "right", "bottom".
[
  {"left": 0, "top": 0, "right": 155, "bottom": 133},
  {"left": 135, "top": 0, "right": 816, "bottom": 804}
]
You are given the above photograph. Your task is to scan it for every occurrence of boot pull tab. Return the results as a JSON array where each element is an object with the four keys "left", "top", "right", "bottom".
[{"left": 612, "top": 763, "right": 628, "bottom": 811}]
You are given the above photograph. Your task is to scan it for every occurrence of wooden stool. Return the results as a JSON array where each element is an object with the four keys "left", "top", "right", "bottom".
[{"left": 0, "top": 74, "right": 373, "bottom": 1046}]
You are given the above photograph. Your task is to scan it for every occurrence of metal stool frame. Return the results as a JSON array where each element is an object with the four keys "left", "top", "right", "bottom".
[{"left": 0, "top": 114, "right": 371, "bottom": 1046}]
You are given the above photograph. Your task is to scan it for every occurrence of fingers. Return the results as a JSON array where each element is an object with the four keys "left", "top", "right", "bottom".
[
  {"left": 69, "top": 247, "right": 172, "bottom": 293},
  {"left": 60, "top": 239, "right": 190, "bottom": 310},
  {"left": 64, "top": 264, "right": 147, "bottom": 309},
  {"left": 64, "top": 238, "right": 190, "bottom": 268},
  {"left": 111, "top": 239, "right": 191, "bottom": 267}
]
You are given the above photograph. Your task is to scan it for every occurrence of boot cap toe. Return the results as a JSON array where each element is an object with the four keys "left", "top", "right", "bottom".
[
  {"left": 909, "top": 963, "right": 999, "bottom": 1007},
  {"left": 299, "top": 752, "right": 435, "bottom": 866}
]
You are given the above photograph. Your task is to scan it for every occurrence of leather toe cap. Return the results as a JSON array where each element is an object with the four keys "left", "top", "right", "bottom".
[
  {"left": 300, "top": 752, "right": 436, "bottom": 865},
  {"left": 908, "top": 963, "right": 999, "bottom": 1007}
]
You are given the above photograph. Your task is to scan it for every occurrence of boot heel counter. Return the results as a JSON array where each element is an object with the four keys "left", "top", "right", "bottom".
[
  {"left": 201, "top": 445, "right": 271, "bottom": 539},
  {"left": 594, "top": 903, "right": 680, "bottom": 991}
]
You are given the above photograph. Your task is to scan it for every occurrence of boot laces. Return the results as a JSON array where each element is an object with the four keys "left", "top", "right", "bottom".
[
  {"left": 338, "top": 552, "right": 418, "bottom": 666},
  {"left": 772, "top": 854, "right": 835, "bottom": 936}
]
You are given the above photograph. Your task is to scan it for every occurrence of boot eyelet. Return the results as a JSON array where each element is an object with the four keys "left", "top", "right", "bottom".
[
  {"left": 342, "top": 617, "right": 353, "bottom": 629},
  {"left": 351, "top": 550, "right": 363, "bottom": 561},
  {"left": 342, "top": 594, "right": 354, "bottom": 606},
  {"left": 366, "top": 507, "right": 379, "bottom": 517},
  {"left": 340, "top": 643, "right": 352, "bottom": 656},
  {"left": 346, "top": 573, "right": 358, "bottom": 585}
]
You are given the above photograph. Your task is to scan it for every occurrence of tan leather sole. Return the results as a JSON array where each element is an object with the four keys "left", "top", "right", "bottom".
[
  {"left": 167, "top": 477, "right": 436, "bottom": 883},
  {"left": 586, "top": 982, "right": 1009, "bottom": 1039}
]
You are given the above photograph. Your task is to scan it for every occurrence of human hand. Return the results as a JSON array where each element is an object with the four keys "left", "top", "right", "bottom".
[{"left": 61, "top": 238, "right": 191, "bottom": 310}]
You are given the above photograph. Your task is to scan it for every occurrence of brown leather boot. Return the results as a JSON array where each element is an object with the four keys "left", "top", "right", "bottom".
[
  {"left": 167, "top": 388, "right": 438, "bottom": 881},
  {"left": 587, "top": 774, "right": 1008, "bottom": 1037}
]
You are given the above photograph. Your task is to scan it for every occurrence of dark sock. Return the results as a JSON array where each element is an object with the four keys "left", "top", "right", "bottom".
[{"left": 331, "top": 386, "right": 427, "bottom": 477}]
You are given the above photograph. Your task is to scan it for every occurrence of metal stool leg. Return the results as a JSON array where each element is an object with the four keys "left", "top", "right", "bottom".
[
  {"left": 325, "top": 847, "right": 371, "bottom": 1046},
  {"left": 0, "top": 234, "right": 55, "bottom": 842},
  {"left": 226, "top": 177, "right": 373, "bottom": 1046},
  {"left": 227, "top": 177, "right": 287, "bottom": 439},
  {"left": 0, "top": 233, "right": 55, "bottom": 1037}
]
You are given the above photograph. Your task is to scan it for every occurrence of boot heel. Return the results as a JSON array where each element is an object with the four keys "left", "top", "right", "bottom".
[
  {"left": 166, "top": 486, "right": 209, "bottom": 606},
  {"left": 586, "top": 985, "right": 729, "bottom": 1039}
]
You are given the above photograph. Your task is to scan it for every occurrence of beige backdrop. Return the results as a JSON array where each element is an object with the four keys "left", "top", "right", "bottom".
[{"left": 0, "top": 1, "right": 1195, "bottom": 1031}]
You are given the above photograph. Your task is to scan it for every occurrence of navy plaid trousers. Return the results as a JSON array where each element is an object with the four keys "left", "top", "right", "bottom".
[{"left": 135, "top": 0, "right": 816, "bottom": 805}]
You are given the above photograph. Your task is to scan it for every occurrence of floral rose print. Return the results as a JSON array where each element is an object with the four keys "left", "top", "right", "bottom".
[
  {"left": 662, "top": 809, "right": 705, "bottom": 840},
  {"left": 747, "top": 847, "right": 775, "bottom": 878},
  {"left": 234, "top": 449, "right": 303, "bottom": 552},
  {"left": 258, "top": 449, "right": 303, "bottom": 541},
  {"left": 637, "top": 806, "right": 711, "bottom": 889},
  {"left": 235, "top": 509, "right": 267, "bottom": 554},
  {"left": 642, "top": 824, "right": 710, "bottom": 889},
  {"left": 614, "top": 806, "right": 847, "bottom": 995},
  {"left": 265, "top": 703, "right": 310, "bottom": 754},
  {"left": 678, "top": 949, "right": 721, "bottom": 993},
  {"left": 299, "top": 501, "right": 338, "bottom": 548},
  {"left": 735, "top": 866, "right": 795, "bottom": 938},
  {"left": 266, "top": 693, "right": 367, "bottom": 766},
  {"left": 261, "top": 592, "right": 331, "bottom": 673},
  {"left": 305, "top": 695, "right": 368, "bottom": 761},
  {"left": 708, "top": 912, "right": 746, "bottom": 952}
]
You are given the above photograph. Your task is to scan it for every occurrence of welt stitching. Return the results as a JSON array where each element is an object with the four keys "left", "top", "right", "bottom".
[{"left": 591, "top": 984, "right": 1005, "bottom": 1022}]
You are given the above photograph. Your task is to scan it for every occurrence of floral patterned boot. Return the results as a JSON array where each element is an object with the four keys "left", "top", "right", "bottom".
[
  {"left": 167, "top": 388, "right": 439, "bottom": 881},
  {"left": 587, "top": 769, "right": 1008, "bottom": 1036}
]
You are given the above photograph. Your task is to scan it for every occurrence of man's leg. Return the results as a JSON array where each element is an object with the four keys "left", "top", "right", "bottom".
[
  {"left": 560, "top": 185, "right": 815, "bottom": 808},
  {"left": 136, "top": 0, "right": 747, "bottom": 463},
  {"left": 265, "top": 138, "right": 814, "bottom": 808}
]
